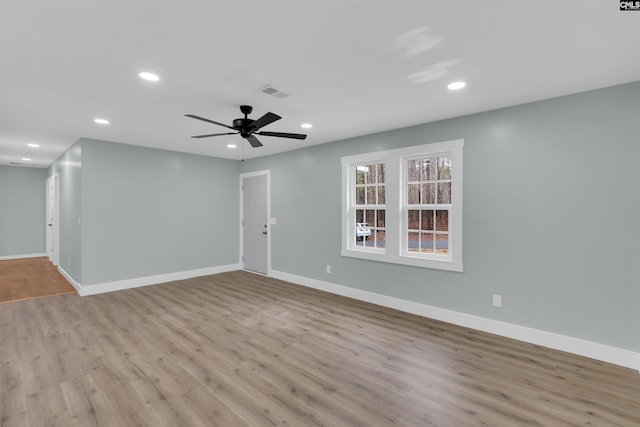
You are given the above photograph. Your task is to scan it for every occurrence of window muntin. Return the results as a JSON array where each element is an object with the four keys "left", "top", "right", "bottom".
[
  {"left": 341, "top": 139, "right": 463, "bottom": 272},
  {"left": 405, "top": 156, "right": 452, "bottom": 258},
  {"left": 353, "top": 163, "right": 385, "bottom": 249}
]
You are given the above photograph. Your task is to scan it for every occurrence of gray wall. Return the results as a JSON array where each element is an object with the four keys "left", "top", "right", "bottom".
[
  {"left": 78, "top": 139, "right": 240, "bottom": 285},
  {"left": 241, "top": 82, "right": 640, "bottom": 353},
  {"left": 0, "top": 165, "right": 47, "bottom": 257}
]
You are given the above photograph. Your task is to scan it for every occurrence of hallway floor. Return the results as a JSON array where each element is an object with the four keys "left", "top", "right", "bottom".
[{"left": 0, "top": 257, "right": 76, "bottom": 304}]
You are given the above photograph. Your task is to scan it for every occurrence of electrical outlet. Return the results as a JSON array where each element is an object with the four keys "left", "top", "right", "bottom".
[
  {"left": 493, "top": 294, "right": 502, "bottom": 307},
  {"left": 326, "top": 265, "right": 331, "bottom": 274},
  {"left": 68, "top": 257, "right": 71, "bottom": 266}
]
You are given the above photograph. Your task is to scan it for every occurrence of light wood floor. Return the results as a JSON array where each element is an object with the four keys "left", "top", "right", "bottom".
[
  {"left": 1, "top": 271, "right": 638, "bottom": 426},
  {"left": 0, "top": 257, "right": 76, "bottom": 305}
]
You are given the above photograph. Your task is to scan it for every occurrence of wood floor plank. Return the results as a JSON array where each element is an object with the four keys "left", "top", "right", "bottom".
[
  {"left": 0, "top": 258, "right": 75, "bottom": 305},
  {"left": 1, "top": 270, "right": 639, "bottom": 426}
]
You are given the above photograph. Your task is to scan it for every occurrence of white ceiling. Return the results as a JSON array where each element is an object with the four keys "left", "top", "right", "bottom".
[{"left": 1, "top": 0, "right": 639, "bottom": 168}]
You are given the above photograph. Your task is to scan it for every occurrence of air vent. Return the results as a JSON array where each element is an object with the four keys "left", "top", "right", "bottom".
[{"left": 261, "top": 84, "right": 290, "bottom": 99}]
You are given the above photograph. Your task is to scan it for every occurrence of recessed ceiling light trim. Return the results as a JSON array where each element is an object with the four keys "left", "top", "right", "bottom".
[
  {"left": 447, "top": 81, "right": 466, "bottom": 90},
  {"left": 139, "top": 72, "right": 160, "bottom": 82}
]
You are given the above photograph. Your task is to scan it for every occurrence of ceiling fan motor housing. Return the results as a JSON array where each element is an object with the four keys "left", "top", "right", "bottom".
[
  {"left": 236, "top": 105, "right": 255, "bottom": 137},
  {"left": 233, "top": 118, "right": 254, "bottom": 129},
  {"left": 233, "top": 118, "right": 255, "bottom": 138}
]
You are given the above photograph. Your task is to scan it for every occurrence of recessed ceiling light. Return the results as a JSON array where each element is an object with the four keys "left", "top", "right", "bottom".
[
  {"left": 227, "top": 143, "right": 237, "bottom": 149},
  {"left": 27, "top": 143, "right": 39, "bottom": 148},
  {"left": 139, "top": 72, "right": 160, "bottom": 82},
  {"left": 94, "top": 118, "right": 110, "bottom": 125},
  {"left": 447, "top": 81, "right": 466, "bottom": 90},
  {"left": 301, "top": 123, "right": 313, "bottom": 129},
  {"left": 22, "top": 157, "right": 31, "bottom": 161}
]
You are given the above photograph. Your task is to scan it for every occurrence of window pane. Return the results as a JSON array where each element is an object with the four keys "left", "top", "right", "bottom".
[
  {"left": 421, "top": 209, "right": 434, "bottom": 231},
  {"left": 366, "top": 186, "right": 376, "bottom": 205},
  {"left": 408, "top": 210, "right": 419, "bottom": 230},
  {"left": 366, "top": 210, "right": 375, "bottom": 226},
  {"left": 408, "top": 184, "right": 420, "bottom": 204},
  {"left": 438, "top": 156, "right": 452, "bottom": 180},
  {"left": 374, "top": 230, "right": 385, "bottom": 248},
  {"left": 420, "top": 232, "right": 435, "bottom": 253},
  {"left": 422, "top": 183, "right": 435, "bottom": 204},
  {"left": 377, "top": 164, "right": 386, "bottom": 183},
  {"left": 377, "top": 185, "right": 385, "bottom": 204},
  {"left": 353, "top": 163, "right": 385, "bottom": 251},
  {"left": 436, "top": 210, "right": 448, "bottom": 231},
  {"left": 403, "top": 153, "right": 453, "bottom": 257},
  {"left": 422, "top": 158, "right": 436, "bottom": 181},
  {"left": 408, "top": 231, "right": 419, "bottom": 252},
  {"left": 436, "top": 233, "right": 449, "bottom": 254},
  {"left": 407, "top": 160, "right": 420, "bottom": 181},
  {"left": 366, "top": 164, "right": 377, "bottom": 184},
  {"left": 356, "top": 219, "right": 370, "bottom": 245},
  {"left": 438, "top": 182, "right": 451, "bottom": 204},
  {"left": 377, "top": 210, "right": 386, "bottom": 228}
]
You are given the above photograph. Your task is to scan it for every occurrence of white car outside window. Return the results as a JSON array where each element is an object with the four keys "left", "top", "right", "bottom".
[{"left": 356, "top": 223, "right": 371, "bottom": 240}]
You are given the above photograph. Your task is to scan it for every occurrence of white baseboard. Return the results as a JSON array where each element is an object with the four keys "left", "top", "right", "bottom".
[
  {"left": 0, "top": 253, "right": 47, "bottom": 261},
  {"left": 270, "top": 270, "right": 640, "bottom": 372},
  {"left": 58, "top": 266, "right": 82, "bottom": 294},
  {"left": 59, "top": 263, "right": 241, "bottom": 296}
]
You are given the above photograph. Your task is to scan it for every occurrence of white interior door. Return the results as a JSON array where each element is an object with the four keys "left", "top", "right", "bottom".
[
  {"left": 46, "top": 175, "right": 60, "bottom": 266},
  {"left": 242, "top": 173, "right": 269, "bottom": 274},
  {"left": 46, "top": 177, "right": 52, "bottom": 261}
]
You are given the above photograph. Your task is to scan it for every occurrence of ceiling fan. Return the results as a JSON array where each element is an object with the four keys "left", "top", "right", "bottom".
[{"left": 185, "top": 105, "right": 307, "bottom": 148}]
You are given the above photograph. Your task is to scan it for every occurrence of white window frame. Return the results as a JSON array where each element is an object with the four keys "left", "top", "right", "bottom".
[
  {"left": 341, "top": 139, "right": 463, "bottom": 272},
  {"left": 352, "top": 160, "right": 386, "bottom": 254}
]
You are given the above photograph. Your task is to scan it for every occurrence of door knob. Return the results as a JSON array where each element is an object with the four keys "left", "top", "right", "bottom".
[{"left": 262, "top": 231, "right": 268, "bottom": 235}]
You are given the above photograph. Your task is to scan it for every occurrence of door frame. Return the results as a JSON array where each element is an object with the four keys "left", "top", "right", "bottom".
[
  {"left": 239, "top": 170, "right": 271, "bottom": 275},
  {"left": 45, "top": 174, "right": 60, "bottom": 266}
]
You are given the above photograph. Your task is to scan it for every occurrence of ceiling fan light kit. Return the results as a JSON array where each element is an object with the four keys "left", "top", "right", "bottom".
[{"left": 185, "top": 105, "right": 307, "bottom": 148}]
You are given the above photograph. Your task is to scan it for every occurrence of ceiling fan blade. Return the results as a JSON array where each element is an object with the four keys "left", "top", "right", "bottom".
[
  {"left": 247, "top": 134, "right": 263, "bottom": 148},
  {"left": 257, "top": 131, "right": 307, "bottom": 140},
  {"left": 248, "top": 112, "right": 281, "bottom": 131},
  {"left": 191, "top": 132, "right": 238, "bottom": 138},
  {"left": 185, "top": 114, "right": 235, "bottom": 130}
]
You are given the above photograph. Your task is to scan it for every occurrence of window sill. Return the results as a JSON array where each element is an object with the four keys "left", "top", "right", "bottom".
[{"left": 341, "top": 248, "right": 463, "bottom": 272}]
